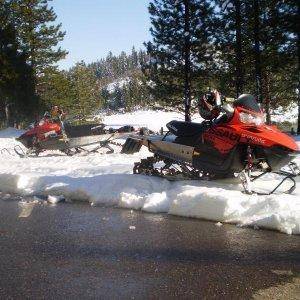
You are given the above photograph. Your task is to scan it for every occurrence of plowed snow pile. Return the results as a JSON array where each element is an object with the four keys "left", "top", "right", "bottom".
[{"left": 0, "top": 110, "right": 299, "bottom": 235}]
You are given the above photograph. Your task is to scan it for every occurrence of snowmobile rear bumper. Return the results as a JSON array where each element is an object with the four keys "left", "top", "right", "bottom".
[{"left": 121, "top": 137, "right": 143, "bottom": 154}]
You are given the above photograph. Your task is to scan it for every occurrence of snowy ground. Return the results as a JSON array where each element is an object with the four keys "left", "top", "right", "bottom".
[
  {"left": 271, "top": 104, "right": 298, "bottom": 125},
  {"left": 0, "top": 110, "right": 299, "bottom": 235}
]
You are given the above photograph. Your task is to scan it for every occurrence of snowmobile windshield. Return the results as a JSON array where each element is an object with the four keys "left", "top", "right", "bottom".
[{"left": 233, "top": 94, "right": 261, "bottom": 113}]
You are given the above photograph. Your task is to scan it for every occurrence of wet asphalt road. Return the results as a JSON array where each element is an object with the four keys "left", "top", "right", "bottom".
[{"left": 0, "top": 197, "right": 299, "bottom": 299}]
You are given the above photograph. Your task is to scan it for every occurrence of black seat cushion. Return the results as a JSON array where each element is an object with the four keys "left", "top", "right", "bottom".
[
  {"left": 166, "top": 120, "right": 206, "bottom": 137},
  {"left": 64, "top": 123, "right": 105, "bottom": 138}
]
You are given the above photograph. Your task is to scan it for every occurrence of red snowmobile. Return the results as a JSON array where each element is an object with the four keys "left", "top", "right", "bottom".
[
  {"left": 16, "top": 114, "right": 136, "bottom": 157},
  {"left": 122, "top": 94, "right": 300, "bottom": 195}
]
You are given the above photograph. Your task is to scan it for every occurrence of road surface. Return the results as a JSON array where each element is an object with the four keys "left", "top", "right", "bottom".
[{"left": 0, "top": 197, "right": 299, "bottom": 299}]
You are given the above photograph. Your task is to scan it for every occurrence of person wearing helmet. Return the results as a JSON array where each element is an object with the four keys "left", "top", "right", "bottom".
[
  {"left": 51, "top": 105, "right": 66, "bottom": 122},
  {"left": 50, "top": 105, "right": 68, "bottom": 141},
  {"left": 40, "top": 106, "right": 65, "bottom": 124},
  {"left": 198, "top": 89, "right": 222, "bottom": 120},
  {"left": 43, "top": 111, "right": 51, "bottom": 119}
]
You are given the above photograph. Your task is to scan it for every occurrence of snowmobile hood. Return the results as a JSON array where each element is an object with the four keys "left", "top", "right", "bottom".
[
  {"left": 238, "top": 124, "right": 299, "bottom": 152},
  {"left": 15, "top": 134, "right": 31, "bottom": 148},
  {"left": 16, "top": 132, "right": 28, "bottom": 141}
]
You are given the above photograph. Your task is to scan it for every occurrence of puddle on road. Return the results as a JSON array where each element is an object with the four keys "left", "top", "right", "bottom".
[
  {"left": 18, "top": 197, "right": 46, "bottom": 218},
  {"left": 1, "top": 193, "right": 67, "bottom": 218},
  {"left": 18, "top": 201, "right": 36, "bottom": 218}
]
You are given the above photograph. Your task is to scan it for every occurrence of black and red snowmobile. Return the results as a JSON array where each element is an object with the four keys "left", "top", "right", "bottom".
[
  {"left": 15, "top": 114, "right": 136, "bottom": 157},
  {"left": 122, "top": 94, "right": 300, "bottom": 195}
]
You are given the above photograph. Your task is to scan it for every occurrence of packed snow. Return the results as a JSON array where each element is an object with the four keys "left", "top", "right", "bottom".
[{"left": 0, "top": 110, "right": 299, "bottom": 235}]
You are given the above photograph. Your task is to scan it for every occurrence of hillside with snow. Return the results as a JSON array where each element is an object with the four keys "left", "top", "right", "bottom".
[
  {"left": 271, "top": 104, "right": 298, "bottom": 126},
  {"left": 0, "top": 109, "right": 299, "bottom": 235}
]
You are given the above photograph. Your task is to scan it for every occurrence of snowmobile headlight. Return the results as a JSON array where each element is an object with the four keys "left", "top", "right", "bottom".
[{"left": 239, "top": 112, "right": 264, "bottom": 126}]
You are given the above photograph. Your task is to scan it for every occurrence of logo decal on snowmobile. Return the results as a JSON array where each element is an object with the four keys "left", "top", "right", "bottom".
[
  {"left": 241, "top": 133, "right": 266, "bottom": 145},
  {"left": 168, "top": 124, "right": 178, "bottom": 132},
  {"left": 209, "top": 128, "right": 240, "bottom": 142},
  {"left": 44, "top": 130, "right": 57, "bottom": 138}
]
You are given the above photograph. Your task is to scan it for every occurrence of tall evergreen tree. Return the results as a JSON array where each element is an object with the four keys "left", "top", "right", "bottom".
[
  {"left": 1, "top": 0, "right": 67, "bottom": 122},
  {"left": 0, "top": 0, "right": 35, "bottom": 126},
  {"left": 145, "top": 0, "right": 214, "bottom": 119},
  {"left": 39, "top": 70, "right": 74, "bottom": 113},
  {"left": 69, "top": 62, "right": 101, "bottom": 115},
  {"left": 252, "top": 0, "right": 263, "bottom": 105},
  {"left": 215, "top": 0, "right": 297, "bottom": 126},
  {"left": 13, "top": 0, "right": 67, "bottom": 76},
  {"left": 183, "top": 0, "right": 192, "bottom": 121},
  {"left": 214, "top": 0, "right": 247, "bottom": 98},
  {"left": 276, "top": 0, "right": 300, "bottom": 132},
  {"left": 246, "top": 0, "right": 297, "bottom": 123}
]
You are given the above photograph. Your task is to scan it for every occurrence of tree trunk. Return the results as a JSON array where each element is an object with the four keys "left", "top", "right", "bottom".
[
  {"left": 297, "top": 89, "right": 300, "bottom": 134},
  {"left": 184, "top": 0, "right": 191, "bottom": 122},
  {"left": 5, "top": 102, "right": 12, "bottom": 127},
  {"left": 234, "top": 0, "right": 244, "bottom": 98},
  {"left": 297, "top": 1, "right": 300, "bottom": 134},
  {"left": 264, "top": 73, "right": 271, "bottom": 124},
  {"left": 253, "top": 0, "right": 263, "bottom": 104}
]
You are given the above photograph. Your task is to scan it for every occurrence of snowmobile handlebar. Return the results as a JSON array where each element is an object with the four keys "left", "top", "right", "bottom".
[{"left": 220, "top": 103, "right": 234, "bottom": 115}]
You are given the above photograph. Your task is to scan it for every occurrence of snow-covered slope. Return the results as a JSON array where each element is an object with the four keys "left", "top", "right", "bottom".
[
  {"left": 106, "top": 77, "right": 131, "bottom": 93},
  {"left": 103, "top": 109, "right": 203, "bottom": 132},
  {"left": 0, "top": 127, "right": 25, "bottom": 139},
  {"left": 0, "top": 110, "right": 299, "bottom": 235},
  {"left": 271, "top": 104, "right": 298, "bottom": 124}
]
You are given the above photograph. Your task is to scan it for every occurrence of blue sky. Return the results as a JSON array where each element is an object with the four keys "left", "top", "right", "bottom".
[{"left": 51, "top": 0, "right": 151, "bottom": 69}]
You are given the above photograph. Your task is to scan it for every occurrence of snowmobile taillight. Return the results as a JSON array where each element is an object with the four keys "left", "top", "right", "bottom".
[{"left": 239, "top": 112, "right": 264, "bottom": 126}]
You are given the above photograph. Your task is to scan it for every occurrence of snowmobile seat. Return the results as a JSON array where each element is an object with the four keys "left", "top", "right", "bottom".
[
  {"left": 166, "top": 120, "right": 207, "bottom": 137},
  {"left": 64, "top": 122, "right": 105, "bottom": 138}
]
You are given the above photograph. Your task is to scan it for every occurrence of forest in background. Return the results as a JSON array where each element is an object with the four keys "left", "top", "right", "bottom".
[{"left": 0, "top": 0, "right": 299, "bottom": 131}]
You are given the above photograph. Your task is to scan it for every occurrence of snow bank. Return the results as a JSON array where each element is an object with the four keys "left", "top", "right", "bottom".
[
  {"left": 0, "top": 112, "right": 299, "bottom": 235},
  {"left": 0, "top": 127, "right": 25, "bottom": 154}
]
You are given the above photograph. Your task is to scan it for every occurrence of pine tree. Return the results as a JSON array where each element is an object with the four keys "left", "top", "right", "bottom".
[
  {"left": 246, "top": 0, "right": 297, "bottom": 123},
  {"left": 69, "top": 62, "right": 101, "bottom": 115},
  {"left": 0, "top": 1, "right": 35, "bottom": 126},
  {"left": 131, "top": 47, "right": 139, "bottom": 69},
  {"left": 214, "top": 0, "right": 247, "bottom": 98},
  {"left": 39, "top": 70, "right": 74, "bottom": 113},
  {"left": 252, "top": 0, "right": 263, "bottom": 105},
  {"left": 276, "top": 0, "right": 300, "bottom": 132},
  {"left": 145, "top": 0, "right": 214, "bottom": 120},
  {"left": 1, "top": 0, "right": 67, "bottom": 120},
  {"left": 13, "top": 0, "right": 67, "bottom": 76},
  {"left": 215, "top": 0, "right": 297, "bottom": 125}
]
